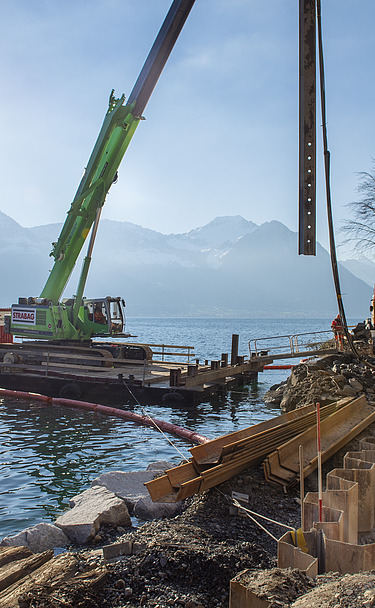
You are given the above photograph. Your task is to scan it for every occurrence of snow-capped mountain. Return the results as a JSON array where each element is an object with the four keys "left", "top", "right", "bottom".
[{"left": 0, "top": 211, "right": 371, "bottom": 318}]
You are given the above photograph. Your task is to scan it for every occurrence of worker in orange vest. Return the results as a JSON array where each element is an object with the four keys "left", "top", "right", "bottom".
[{"left": 331, "top": 314, "right": 344, "bottom": 350}]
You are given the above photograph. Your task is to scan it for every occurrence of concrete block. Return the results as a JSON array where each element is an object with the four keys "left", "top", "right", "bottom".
[
  {"left": 91, "top": 470, "right": 157, "bottom": 511},
  {"left": 91, "top": 468, "right": 181, "bottom": 518},
  {"left": 55, "top": 485, "right": 131, "bottom": 545},
  {"left": 0, "top": 522, "right": 69, "bottom": 553},
  {"left": 146, "top": 461, "right": 173, "bottom": 471}
]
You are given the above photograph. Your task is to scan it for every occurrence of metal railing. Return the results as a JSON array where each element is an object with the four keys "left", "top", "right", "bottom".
[
  {"left": 145, "top": 343, "right": 195, "bottom": 363},
  {"left": 248, "top": 329, "right": 337, "bottom": 359}
]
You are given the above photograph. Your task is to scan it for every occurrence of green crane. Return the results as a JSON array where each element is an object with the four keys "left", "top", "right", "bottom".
[{"left": 9, "top": 0, "right": 196, "bottom": 343}]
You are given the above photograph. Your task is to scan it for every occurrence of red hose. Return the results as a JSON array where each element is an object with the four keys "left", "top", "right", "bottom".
[
  {"left": 0, "top": 388, "right": 52, "bottom": 403},
  {"left": 0, "top": 388, "right": 210, "bottom": 445}
]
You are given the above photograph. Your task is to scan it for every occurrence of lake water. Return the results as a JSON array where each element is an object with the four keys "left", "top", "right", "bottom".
[{"left": 0, "top": 317, "right": 342, "bottom": 538}]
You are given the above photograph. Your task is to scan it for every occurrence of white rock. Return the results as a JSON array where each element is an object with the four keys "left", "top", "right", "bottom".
[
  {"left": 55, "top": 486, "right": 131, "bottom": 545},
  {"left": 91, "top": 470, "right": 156, "bottom": 510},
  {"left": 91, "top": 465, "right": 181, "bottom": 519},
  {"left": 0, "top": 522, "right": 69, "bottom": 553}
]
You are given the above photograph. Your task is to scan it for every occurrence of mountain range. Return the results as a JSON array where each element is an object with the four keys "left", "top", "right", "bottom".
[{"left": 0, "top": 211, "right": 373, "bottom": 319}]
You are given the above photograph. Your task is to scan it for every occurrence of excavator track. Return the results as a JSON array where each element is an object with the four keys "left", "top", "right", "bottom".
[{"left": 0, "top": 341, "right": 152, "bottom": 370}]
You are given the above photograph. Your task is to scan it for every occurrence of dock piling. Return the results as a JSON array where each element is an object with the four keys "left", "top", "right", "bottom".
[{"left": 231, "top": 334, "right": 239, "bottom": 365}]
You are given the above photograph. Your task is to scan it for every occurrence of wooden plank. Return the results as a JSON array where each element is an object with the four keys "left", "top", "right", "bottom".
[
  {"left": 0, "top": 550, "right": 53, "bottom": 592},
  {"left": 0, "top": 547, "right": 32, "bottom": 567},
  {"left": 0, "top": 553, "right": 106, "bottom": 608},
  {"left": 277, "top": 397, "right": 369, "bottom": 472},
  {"left": 184, "top": 360, "right": 261, "bottom": 387},
  {"left": 266, "top": 396, "right": 375, "bottom": 486},
  {"left": 190, "top": 400, "right": 350, "bottom": 465},
  {"left": 0, "top": 553, "right": 77, "bottom": 607},
  {"left": 212, "top": 402, "right": 343, "bottom": 464},
  {"left": 175, "top": 477, "right": 203, "bottom": 501}
]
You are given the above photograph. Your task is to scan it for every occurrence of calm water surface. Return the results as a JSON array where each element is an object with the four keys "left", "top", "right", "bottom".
[{"left": 0, "top": 317, "right": 342, "bottom": 537}]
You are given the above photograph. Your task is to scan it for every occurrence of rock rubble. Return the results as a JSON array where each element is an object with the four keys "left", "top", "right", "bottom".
[{"left": 264, "top": 353, "right": 375, "bottom": 412}]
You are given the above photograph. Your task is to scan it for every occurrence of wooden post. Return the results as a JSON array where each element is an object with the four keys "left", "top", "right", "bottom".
[
  {"left": 299, "top": 0, "right": 316, "bottom": 255},
  {"left": 221, "top": 353, "right": 228, "bottom": 367},
  {"left": 170, "top": 368, "right": 181, "bottom": 387},
  {"left": 187, "top": 364, "right": 198, "bottom": 377},
  {"left": 231, "top": 334, "right": 239, "bottom": 365},
  {"left": 316, "top": 402, "right": 323, "bottom": 522},
  {"left": 299, "top": 444, "right": 305, "bottom": 531}
]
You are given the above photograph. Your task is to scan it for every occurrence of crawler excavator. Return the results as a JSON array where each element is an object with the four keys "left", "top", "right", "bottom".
[{"left": 3, "top": 0, "right": 196, "bottom": 367}]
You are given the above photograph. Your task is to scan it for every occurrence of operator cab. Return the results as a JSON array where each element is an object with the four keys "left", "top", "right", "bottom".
[{"left": 84, "top": 296, "right": 127, "bottom": 336}]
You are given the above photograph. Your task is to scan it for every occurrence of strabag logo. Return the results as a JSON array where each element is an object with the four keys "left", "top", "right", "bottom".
[{"left": 12, "top": 308, "right": 37, "bottom": 326}]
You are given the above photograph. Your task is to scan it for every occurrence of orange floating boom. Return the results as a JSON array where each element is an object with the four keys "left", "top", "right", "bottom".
[{"left": 0, "top": 388, "right": 209, "bottom": 445}]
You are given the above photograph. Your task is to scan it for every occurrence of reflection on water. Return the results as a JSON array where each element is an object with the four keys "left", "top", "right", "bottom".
[
  {"left": 5, "top": 313, "right": 336, "bottom": 537},
  {"left": 0, "top": 371, "right": 283, "bottom": 538}
]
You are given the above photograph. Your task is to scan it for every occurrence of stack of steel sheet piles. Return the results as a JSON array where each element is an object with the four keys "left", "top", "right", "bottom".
[
  {"left": 145, "top": 398, "right": 357, "bottom": 503},
  {"left": 263, "top": 395, "right": 375, "bottom": 488}
]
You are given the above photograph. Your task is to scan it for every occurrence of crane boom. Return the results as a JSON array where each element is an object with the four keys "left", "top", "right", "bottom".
[
  {"left": 9, "top": 0, "right": 196, "bottom": 343},
  {"left": 41, "top": 0, "right": 196, "bottom": 305}
]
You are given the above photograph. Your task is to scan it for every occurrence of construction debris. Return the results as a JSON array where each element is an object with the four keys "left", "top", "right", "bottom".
[{"left": 0, "top": 547, "right": 107, "bottom": 608}]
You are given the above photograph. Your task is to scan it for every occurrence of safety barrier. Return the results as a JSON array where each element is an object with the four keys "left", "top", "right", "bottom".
[{"left": 249, "top": 329, "right": 336, "bottom": 359}]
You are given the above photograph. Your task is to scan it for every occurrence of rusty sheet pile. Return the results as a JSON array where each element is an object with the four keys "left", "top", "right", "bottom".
[{"left": 145, "top": 396, "right": 375, "bottom": 502}]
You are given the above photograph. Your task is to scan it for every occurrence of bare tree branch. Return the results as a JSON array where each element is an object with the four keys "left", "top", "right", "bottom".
[{"left": 342, "top": 160, "right": 375, "bottom": 256}]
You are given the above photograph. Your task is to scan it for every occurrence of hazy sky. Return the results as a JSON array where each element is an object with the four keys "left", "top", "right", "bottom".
[{"left": 0, "top": 0, "right": 374, "bottom": 254}]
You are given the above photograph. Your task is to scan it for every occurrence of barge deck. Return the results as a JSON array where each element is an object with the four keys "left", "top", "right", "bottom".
[{"left": 0, "top": 339, "right": 262, "bottom": 406}]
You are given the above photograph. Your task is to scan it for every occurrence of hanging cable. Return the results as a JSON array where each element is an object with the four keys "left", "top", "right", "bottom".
[
  {"left": 316, "top": 0, "right": 365, "bottom": 363},
  {"left": 119, "top": 375, "right": 190, "bottom": 462}
]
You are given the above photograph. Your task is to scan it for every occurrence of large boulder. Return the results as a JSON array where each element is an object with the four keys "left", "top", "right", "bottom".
[
  {"left": 0, "top": 522, "right": 69, "bottom": 553},
  {"left": 91, "top": 461, "right": 181, "bottom": 520},
  {"left": 133, "top": 495, "right": 182, "bottom": 520},
  {"left": 55, "top": 485, "right": 131, "bottom": 545},
  {"left": 91, "top": 470, "right": 157, "bottom": 511}
]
